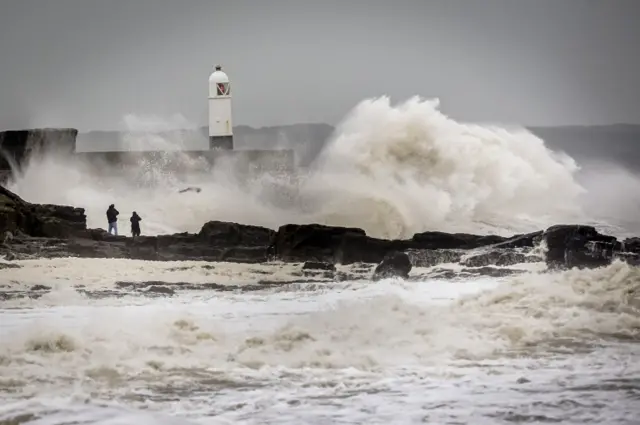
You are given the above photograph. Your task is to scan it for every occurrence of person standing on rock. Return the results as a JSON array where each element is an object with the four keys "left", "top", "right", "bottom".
[
  {"left": 106, "top": 204, "right": 119, "bottom": 235},
  {"left": 130, "top": 211, "right": 142, "bottom": 238}
]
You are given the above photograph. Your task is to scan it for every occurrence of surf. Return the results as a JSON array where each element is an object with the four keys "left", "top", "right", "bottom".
[{"left": 5, "top": 96, "right": 596, "bottom": 240}]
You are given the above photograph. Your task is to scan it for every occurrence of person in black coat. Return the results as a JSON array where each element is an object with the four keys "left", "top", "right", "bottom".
[
  {"left": 130, "top": 211, "right": 142, "bottom": 237},
  {"left": 106, "top": 204, "right": 119, "bottom": 235}
]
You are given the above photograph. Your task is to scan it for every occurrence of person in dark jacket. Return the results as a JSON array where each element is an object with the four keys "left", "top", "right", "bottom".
[
  {"left": 106, "top": 204, "right": 119, "bottom": 235},
  {"left": 130, "top": 211, "right": 142, "bottom": 237}
]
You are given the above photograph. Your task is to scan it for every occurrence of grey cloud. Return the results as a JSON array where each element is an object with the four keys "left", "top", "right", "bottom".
[{"left": 0, "top": 0, "right": 638, "bottom": 131}]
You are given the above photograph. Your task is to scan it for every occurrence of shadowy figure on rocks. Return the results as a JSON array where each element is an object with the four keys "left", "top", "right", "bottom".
[
  {"left": 106, "top": 204, "right": 119, "bottom": 235},
  {"left": 130, "top": 211, "right": 142, "bottom": 238}
]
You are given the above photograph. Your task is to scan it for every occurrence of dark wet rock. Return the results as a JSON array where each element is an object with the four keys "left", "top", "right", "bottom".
[
  {"left": 2, "top": 230, "right": 14, "bottom": 244},
  {"left": 75, "top": 289, "right": 127, "bottom": 299},
  {"left": 64, "top": 237, "right": 125, "bottom": 259},
  {"left": 302, "top": 261, "right": 336, "bottom": 272},
  {"left": 2, "top": 251, "right": 18, "bottom": 261},
  {"left": 3, "top": 185, "right": 640, "bottom": 271},
  {"left": 256, "top": 278, "right": 328, "bottom": 287},
  {"left": 0, "top": 235, "right": 73, "bottom": 260},
  {"left": 615, "top": 252, "right": 640, "bottom": 266},
  {"left": 86, "top": 228, "right": 122, "bottom": 241},
  {"left": 490, "top": 231, "right": 544, "bottom": 249},
  {"left": 308, "top": 271, "right": 334, "bottom": 279},
  {"left": 333, "top": 229, "right": 511, "bottom": 265},
  {"left": 301, "top": 269, "right": 333, "bottom": 279},
  {"left": 417, "top": 268, "right": 461, "bottom": 280},
  {"left": 466, "top": 266, "right": 525, "bottom": 278},
  {"left": 0, "top": 290, "right": 46, "bottom": 301},
  {"left": 350, "top": 262, "right": 375, "bottom": 272},
  {"left": 30, "top": 284, "right": 51, "bottom": 291},
  {"left": 372, "top": 251, "right": 412, "bottom": 281},
  {"left": 1, "top": 185, "right": 87, "bottom": 239},
  {"left": 272, "top": 223, "right": 366, "bottom": 263},
  {"left": 413, "top": 266, "right": 525, "bottom": 280},
  {"left": 542, "top": 225, "right": 619, "bottom": 270},
  {"left": 334, "top": 231, "right": 506, "bottom": 265},
  {"left": 460, "top": 249, "right": 540, "bottom": 268},
  {"left": 301, "top": 261, "right": 336, "bottom": 279},
  {"left": 334, "top": 233, "right": 409, "bottom": 265},
  {"left": 0, "top": 262, "right": 20, "bottom": 270},
  {"left": 410, "top": 231, "right": 506, "bottom": 249},
  {"left": 114, "top": 279, "right": 324, "bottom": 294},
  {"left": 144, "top": 286, "right": 175, "bottom": 296},
  {"left": 622, "top": 237, "right": 640, "bottom": 254},
  {"left": 335, "top": 271, "right": 363, "bottom": 282},
  {"left": 199, "top": 220, "right": 274, "bottom": 247},
  {"left": 220, "top": 246, "right": 271, "bottom": 263},
  {"left": 178, "top": 186, "right": 201, "bottom": 193},
  {"left": 56, "top": 223, "right": 275, "bottom": 263},
  {"left": 406, "top": 249, "right": 463, "bottom": 267},
  {"left": 0, "top": 186, "right": 274, "bottom": 263}
]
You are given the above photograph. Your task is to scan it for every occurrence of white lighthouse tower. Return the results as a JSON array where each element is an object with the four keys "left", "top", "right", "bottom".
[{"left": 208, "top": 65, "right": 233, "bottom": 150}]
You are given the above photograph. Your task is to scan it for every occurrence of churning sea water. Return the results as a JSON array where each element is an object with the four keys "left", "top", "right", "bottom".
[
  {"left": 2, "top": 96, "right": 640, "bottom": 423},
  {"left": 1, "top": 258, "right": 639, "bottom": 424}
]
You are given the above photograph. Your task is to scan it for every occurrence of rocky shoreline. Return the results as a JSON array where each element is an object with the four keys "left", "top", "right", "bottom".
[{"left": 2, "top": 184, "right": 639, "bottom": 282}]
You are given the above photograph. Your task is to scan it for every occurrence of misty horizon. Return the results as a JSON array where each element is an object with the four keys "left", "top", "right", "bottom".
[{"left": 3, "top": 116, "right": 640, "bottom": 135}]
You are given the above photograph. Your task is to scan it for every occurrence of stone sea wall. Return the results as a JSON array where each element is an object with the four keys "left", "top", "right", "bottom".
[{"left": 0, "top": 128, "right": 297, "bottom": 183}]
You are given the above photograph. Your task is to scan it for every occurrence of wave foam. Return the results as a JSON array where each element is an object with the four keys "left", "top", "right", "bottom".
[
  {"left": 1, "top": 261, "right": 638, "bottom": 386},
  {"left": 300, "top": 97, "right": 586, "bottom": 237},
  {"left": 5, "top": 97, "right": 592, "bottom": 238}
]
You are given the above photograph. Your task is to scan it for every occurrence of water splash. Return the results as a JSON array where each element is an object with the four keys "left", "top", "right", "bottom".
[{"left": 4, "top": 97, "right": 623, "bottom": 238}]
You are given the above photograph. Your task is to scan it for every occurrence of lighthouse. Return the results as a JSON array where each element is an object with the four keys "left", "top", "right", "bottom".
[{"left": 208, "top": 65, "right": 233, "bottom": 150}]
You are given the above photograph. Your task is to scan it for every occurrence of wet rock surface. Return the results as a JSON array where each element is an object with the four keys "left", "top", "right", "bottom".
[
  {"left": 542, "top": 224, "right": 619, "bottom": 270},
  {"left": 1, "top": 185, "right": 87, "bottom": 239},
  {"left": 372, "top": 252, "right": 412, "bottom": 281},
  {"left": 1, "top": 185, "right": 638, "bottom": 277}
]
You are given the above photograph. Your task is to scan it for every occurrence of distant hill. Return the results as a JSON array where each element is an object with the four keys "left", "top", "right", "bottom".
[
  {"left": 75, "top": 123, "right": 640, "bottom": 171},
  {"left": 528, "top": 124, "right": 640, "bottom": 171}
]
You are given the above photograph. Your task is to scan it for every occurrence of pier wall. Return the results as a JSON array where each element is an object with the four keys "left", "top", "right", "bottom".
[{"left": 0, "top": 128, "right": 296, "bottom": 184}]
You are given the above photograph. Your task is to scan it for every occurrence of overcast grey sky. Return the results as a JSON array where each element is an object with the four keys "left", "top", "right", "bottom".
[{"left": 0, "top": 0, "right": 638, "bottom": 131}]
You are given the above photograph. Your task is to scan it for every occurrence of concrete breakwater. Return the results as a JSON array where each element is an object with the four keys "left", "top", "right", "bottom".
[{"left": 0, "top": 127, "right": 297, "bottom": 184}]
